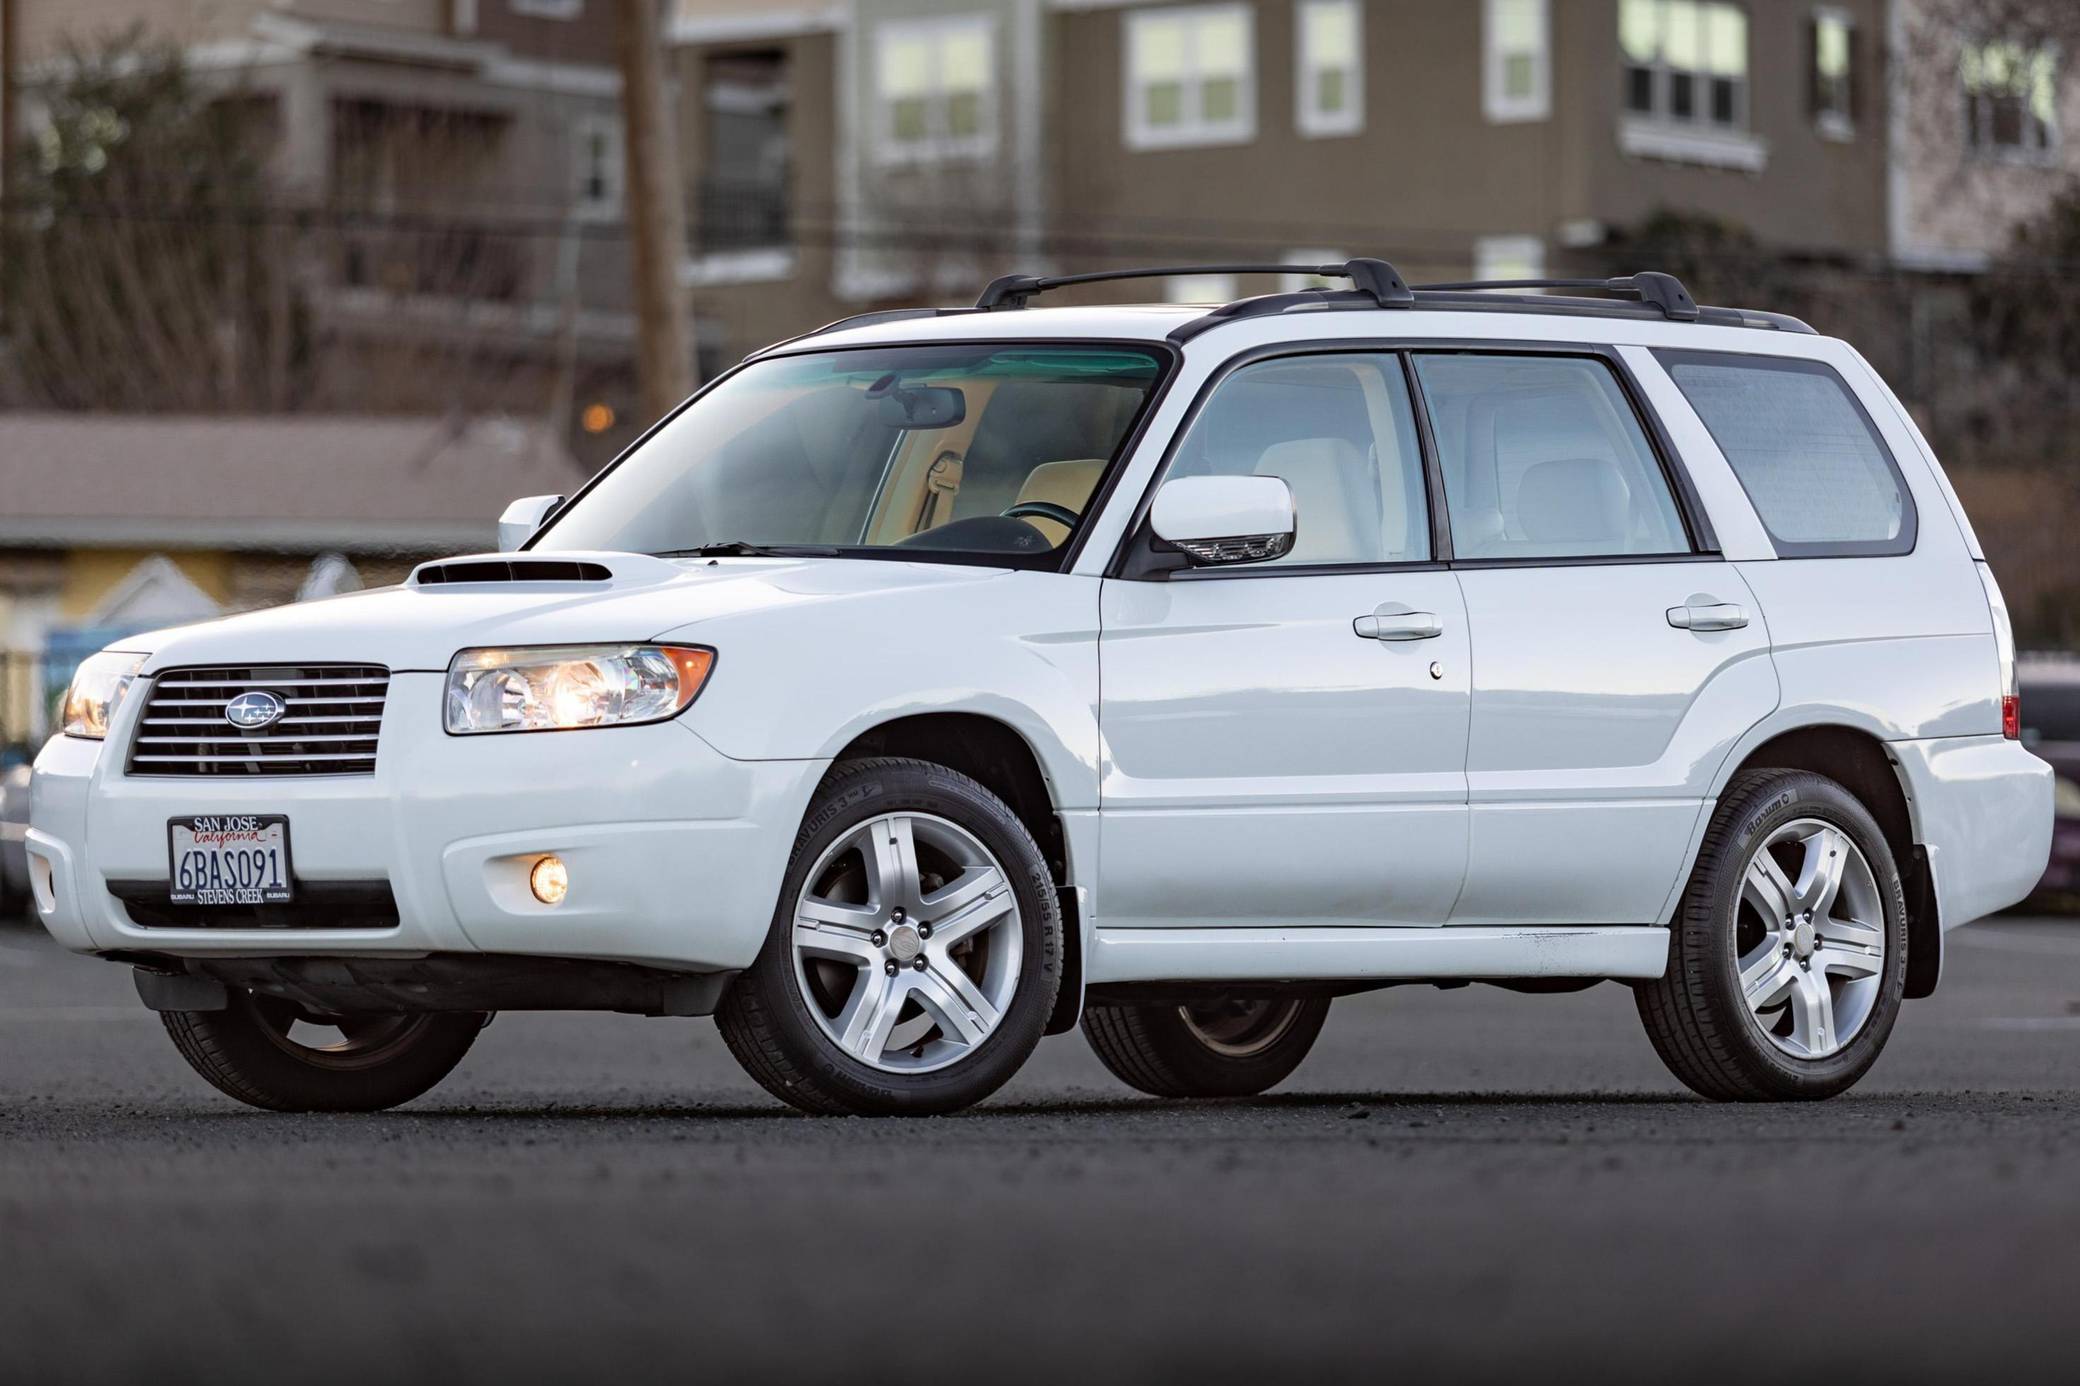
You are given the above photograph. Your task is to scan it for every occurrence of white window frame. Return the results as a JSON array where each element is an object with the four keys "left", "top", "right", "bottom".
[
  {"left": 1164, "top": 273, "right": 1239, "bottom": 304},
  {"left": 1483, "top": 0, "right": 1551, "bottom": 124},
  {"left": 1620, "top": 0, "right": 1752, "bottom": 132},
  {"left": 1124, "top": 3, "right": 1257, "bottom": 151},
  {"left": 573, "top": 112, "right": 623, "bottom": 220},
  {"left": 510, "top": 0, "right": 583, "bottom": 19},
  {"left": 872, "top": 14, "right": 999, "bottom": 165},
  {"left": 1295, "top": 0, "right": 1363, "bottom": 138},
  {"left": 1473, "top": 234, "right": 1546, "bottom": 284}
]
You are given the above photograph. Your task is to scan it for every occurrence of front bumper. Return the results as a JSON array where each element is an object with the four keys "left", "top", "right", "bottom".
[{"left": 29, "top": 672, "right": 826, "bottom": 973}]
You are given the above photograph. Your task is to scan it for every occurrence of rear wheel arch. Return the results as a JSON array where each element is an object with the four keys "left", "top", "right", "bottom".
[
  {"left": 1717, "top": 724, "right": 1939, "bottom": 998},
  {"left": 827, "top": 712, "right": 1084, "bottom": 1032}
]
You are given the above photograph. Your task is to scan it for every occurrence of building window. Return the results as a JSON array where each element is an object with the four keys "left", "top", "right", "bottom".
[
  {"left": 1963, "top": 39, "right": 2059, "bottom": 159},
  {"left": 574, "top": 113, "right": 622, "bottom": 217},
  {"left": 1164, "top": 273, "right": 1238, "bottom": 303},
  {"left": 1484, "top": 0, "right": 1550, "bottom": 123},
  {"left": 1282, "top": 249, "right": 1345, "bottom": 292},
  {"left": 1811, "top": 8, "right": 1855, "bottom": 138},
  {"left": 1621, "top": 0, "right": 1749, "bottom": 130},
  {"left": 510, "top": 0, "right": 582, "bottom": 18},
  {"left": 1473, "top": 235, "right": 1545, "bottom": 283},
  {"left": 1125, "top": 4, "right": 1255, "bottom": 150},
  {"left": 874, "top": 15, "right": 996, "bottom": 163},
  {"left": 1296, "top": 0, "right": 1362, "bottom": 138}
]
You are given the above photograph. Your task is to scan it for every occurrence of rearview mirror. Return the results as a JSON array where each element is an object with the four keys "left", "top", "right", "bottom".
[
  {"left": 866, "top": 375, "right": 966, "bottom": 430},
  {"left": 1149, "top": 475, "right": 1296, "bottom": 566},
  {"left": 498, "top": 495, "right": 564, "bottom": 552}
]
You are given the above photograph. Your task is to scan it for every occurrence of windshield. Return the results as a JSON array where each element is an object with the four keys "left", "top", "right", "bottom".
[{"left": 535, "top": 343, "right": 1169, "bottom": 564}]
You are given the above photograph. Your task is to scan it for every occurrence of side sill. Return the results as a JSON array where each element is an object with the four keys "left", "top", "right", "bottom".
[{"left": 1086, "top": 925, "right": 1671, "bottom": 985}]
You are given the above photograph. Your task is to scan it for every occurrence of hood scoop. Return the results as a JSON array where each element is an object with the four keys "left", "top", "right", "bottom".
[{"left": 413, "top": 558, "right": 613, "bottom": 586}]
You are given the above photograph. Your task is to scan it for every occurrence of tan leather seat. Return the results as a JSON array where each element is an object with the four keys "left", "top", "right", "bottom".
[
  {"left": 1011, "top": 458, "right": 1107, "bottom": 545},
  {"left": 1254, "top": 440, "right": 1366, "bottom": 564}
]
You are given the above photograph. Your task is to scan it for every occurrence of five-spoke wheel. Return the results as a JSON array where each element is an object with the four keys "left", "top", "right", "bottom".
[
  {"left": 1638, "top": 768, "right": 1908, "bottom": 1101},
  {"left": 718, "top": 758, "right": 1060, "bottom": 1115},
  {"left": 790, "top": 812, "right": 1024, "bottom": 1073}
]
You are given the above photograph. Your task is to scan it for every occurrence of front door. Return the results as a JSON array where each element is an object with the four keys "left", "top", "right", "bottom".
[{"left": 1097, "top": 351, "right": 1471, "bottom": 929}]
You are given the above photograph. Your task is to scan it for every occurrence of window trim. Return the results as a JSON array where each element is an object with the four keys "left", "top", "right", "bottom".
[
  {"left": 1653, "top": 347, "right": 1919, "bottom": 559},
  {"left": 528, "top": 336, "right": 1182, "bottom": 577},
  {"left": 871, "top": 13, "right": 1000, "bottom": 166},
  {"left": 1106, "top": 339, "right": 1720, "bottom": 582},
  {"left": 1123, "top": 2, "right": 1258, "bottom": 151},
  {"left": 1483, "top": 0, "right": 1551, "bottom": 124},
  {"left": 509, "top": 0, "right": 583, "bottom": 18},
  {"left": 1295, "top": 0, "right": 1365, "bottom": 138}
]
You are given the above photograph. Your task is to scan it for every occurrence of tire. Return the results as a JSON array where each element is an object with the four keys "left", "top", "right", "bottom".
[
  {"left": 1637, "top": 768, "right": 1909, "bottom": 1101},
  {"left": 161, "top": 994, "right": 485, "bottom": 1113},
  {"left": 716, "top": 757, "right": 1062, "bottom": 1116},
  {"left": 1083, "top": 994, "right": 1330, "bottom": 1099}
]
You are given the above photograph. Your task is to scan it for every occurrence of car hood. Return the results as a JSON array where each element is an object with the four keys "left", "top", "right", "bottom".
[{"left": 124, "top": 553, "right": 1014, "bottom": 673}]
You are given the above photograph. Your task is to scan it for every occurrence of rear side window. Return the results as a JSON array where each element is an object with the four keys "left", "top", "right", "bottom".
[
  {"left": 1657, "top": 350, "right": 1916, "bottom": 556},
  {"left": 1410, "top": 353, "right": 1691, "bottom": 561}
]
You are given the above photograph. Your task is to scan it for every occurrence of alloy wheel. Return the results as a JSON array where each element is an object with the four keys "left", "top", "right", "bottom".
[
  {"left": 1732, "top": 817, "right": 1886, "bottom": 1059},
  {"left": 790, "top": 812, "right": 1024, "bottom": 1074}
]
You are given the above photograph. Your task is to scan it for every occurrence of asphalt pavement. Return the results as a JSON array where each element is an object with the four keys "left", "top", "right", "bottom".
[{"left": 2, "top": 913, "right": 2076, "bottom": 1384}]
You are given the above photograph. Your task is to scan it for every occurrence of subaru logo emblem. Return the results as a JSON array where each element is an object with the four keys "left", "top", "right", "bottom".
[{"left": 224, "top": 690, "right": 286, "bottom": 730}]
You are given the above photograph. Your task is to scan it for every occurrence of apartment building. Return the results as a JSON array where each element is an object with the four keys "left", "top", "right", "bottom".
[
  {"left": 2, "top": 0, "right": 638, "bottom": 418},
  {"left": 668, "top": 0, "right": 2079, "bottom": 361}
]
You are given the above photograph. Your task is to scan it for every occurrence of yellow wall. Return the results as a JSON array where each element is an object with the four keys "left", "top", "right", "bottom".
[{"left": 57, "top": 551, "right": 235, "bottom": 623}]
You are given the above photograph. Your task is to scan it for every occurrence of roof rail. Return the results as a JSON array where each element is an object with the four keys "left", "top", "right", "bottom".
[
  {"left": 1412, "top": 272, "right": 1701, "bottom": 321},
  {"left": 975, "top": 258, "right": 1415, "bottom": 311}
]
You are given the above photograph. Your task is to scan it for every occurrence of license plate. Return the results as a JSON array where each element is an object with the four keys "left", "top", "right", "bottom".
[{"left": 168, "top": 815, "right": 294, "bottom": 906}]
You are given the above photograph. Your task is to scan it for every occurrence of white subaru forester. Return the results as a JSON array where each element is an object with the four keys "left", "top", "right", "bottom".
[{"left": 28, "top": 262, "right": 2053, "bottom": 1115}]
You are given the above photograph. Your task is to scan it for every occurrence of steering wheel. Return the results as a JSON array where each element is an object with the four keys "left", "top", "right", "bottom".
[{"left": 1001, "top": 500, "right": 1081, "bottom": 530}]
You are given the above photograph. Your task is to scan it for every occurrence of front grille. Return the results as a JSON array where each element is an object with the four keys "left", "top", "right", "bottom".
[
  {"left": 106, "top": 879, "right": 401, "bottom": 930},
  {"left": 127, "top": 665, "right": 390, "bottom": 776}
]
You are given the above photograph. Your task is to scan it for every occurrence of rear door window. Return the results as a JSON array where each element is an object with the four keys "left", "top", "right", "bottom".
[
  {"left": 1656, "top": 350, "right": 1916, "bottom": 556},
  {"left": 1409, "top": 353, "right": 1692, "bottom": 561}
]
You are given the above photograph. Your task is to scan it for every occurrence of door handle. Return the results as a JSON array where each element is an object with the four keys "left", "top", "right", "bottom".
[
  {"left": 1667, "top": 600, "right": 1748, "bottom": 632},
  {"left": 1354, "top": 604, "right": 1444, "bottom": 641}
]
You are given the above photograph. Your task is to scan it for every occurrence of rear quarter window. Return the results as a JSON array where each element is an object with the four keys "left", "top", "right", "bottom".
[{"left": 1656, "top": 350, "right": 1917, "bottom": 557}]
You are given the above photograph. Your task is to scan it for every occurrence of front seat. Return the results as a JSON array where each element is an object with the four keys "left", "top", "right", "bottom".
[
  {"left": 1010, "top": 458, "right": 1107, "bottom": 546},
  {"left": 1255, "top": 439, "right": 1368, "bottom": 564}
]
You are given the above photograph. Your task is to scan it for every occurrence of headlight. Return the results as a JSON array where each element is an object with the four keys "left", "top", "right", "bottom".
[
  {"left": 444, "top": 645, "right": 714, "bottom": 735},
  {"left": 61, "top": 651, "right": 148, "bottom": 740}
]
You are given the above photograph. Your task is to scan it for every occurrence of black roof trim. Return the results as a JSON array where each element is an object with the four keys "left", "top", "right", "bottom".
[{"left": 976, "top": 258, "right": 1414, "bottom": 311}]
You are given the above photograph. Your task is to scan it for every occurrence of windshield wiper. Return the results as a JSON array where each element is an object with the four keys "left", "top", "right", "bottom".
[{"left": 658, "top": 541, "right": 842, "bottom": 558}]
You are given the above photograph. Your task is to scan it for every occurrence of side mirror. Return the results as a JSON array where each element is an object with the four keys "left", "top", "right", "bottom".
[
  {"left": 1148, "top": 475, "right": 1296, "bottom": 566},
  {"left": 497, "top": 495, "right": 564, "bottom": 552}
]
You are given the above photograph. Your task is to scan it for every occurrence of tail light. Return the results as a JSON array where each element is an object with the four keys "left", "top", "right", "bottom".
[{"left": 1977, "top": 562, "right": 2019, "bottom": 739}]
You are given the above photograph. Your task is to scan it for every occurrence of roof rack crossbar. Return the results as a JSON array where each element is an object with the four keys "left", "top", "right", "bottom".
[
  {"left": 1411, "top": 272, "right": 1701, "bottom": 322},
  {"left": 975, "top": 258, "right": 1414, "bottom": 311}
]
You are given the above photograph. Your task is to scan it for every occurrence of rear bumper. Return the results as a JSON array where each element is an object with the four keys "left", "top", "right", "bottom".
[
  {"left": 28, "top": 674, "right": 827, "bottom": 973},
  {"left": 1893, "top": 734, "right": 2054, "bottom": 929}
]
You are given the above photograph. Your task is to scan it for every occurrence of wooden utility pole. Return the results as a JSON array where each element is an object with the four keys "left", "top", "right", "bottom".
[{"left": 613, "top": 0, "right": 694, "bottom": 424}]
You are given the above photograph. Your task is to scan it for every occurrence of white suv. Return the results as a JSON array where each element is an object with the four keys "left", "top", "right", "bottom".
[{"left": 28, "top": 262, "right": 2052, "bottom": 1115}]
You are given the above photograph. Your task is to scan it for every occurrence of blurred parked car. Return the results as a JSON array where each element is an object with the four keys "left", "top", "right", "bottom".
[
  {"left": 2018, "top": 655, "right": 2080, "bottom": 904},
  {"left": 1, "top": 762, "right": 30, "bottom": 920}
]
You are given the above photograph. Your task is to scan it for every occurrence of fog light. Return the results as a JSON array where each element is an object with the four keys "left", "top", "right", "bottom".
[{"left": 529, "top": 855, "right": 569, "bottom": 906}]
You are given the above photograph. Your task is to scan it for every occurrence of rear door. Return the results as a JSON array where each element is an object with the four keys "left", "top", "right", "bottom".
[{"left": 1406, "top": 349, "right": 1778, "bottom": 926}]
